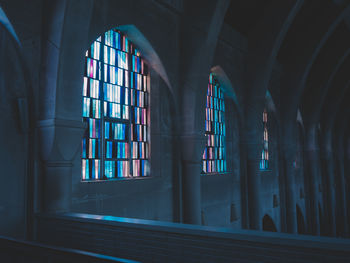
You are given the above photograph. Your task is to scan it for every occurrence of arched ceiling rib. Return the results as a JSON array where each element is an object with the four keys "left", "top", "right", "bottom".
[
  {"left": 277, "top": 0, "right": 350, "bottom": 123},
  {"left": 301, "top": 22, "right": 350, "bottom": 123}
]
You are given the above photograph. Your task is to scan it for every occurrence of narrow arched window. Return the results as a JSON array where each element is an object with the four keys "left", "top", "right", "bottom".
[
  {"left": 202, "top": 73, "right": 226, "bottom": 174},
  {"left": 260, "top": 108, "right": 269, "bottom": 170},
  {"left": 82, "top": 29, "right": 149, "bottom": 181}
]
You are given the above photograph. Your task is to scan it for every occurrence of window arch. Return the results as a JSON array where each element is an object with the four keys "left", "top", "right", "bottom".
[
  {"left": 202, "top": 73, "right": 226, "bottom": 174},
  {"left": 82, "top": 28, "right": 150, "bottom": 181},
  {"left": 262, "top": 214, "right": 277, "bottom": 232},
  {"left": 260, "top": 108, "right": 269, "bottom": 170}
]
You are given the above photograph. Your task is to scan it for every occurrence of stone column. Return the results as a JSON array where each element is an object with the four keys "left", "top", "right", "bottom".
[
  {"left": 284, "top": 146, "right": 298, "bottom": 234},
  {"left": 321, "top": 131, "right": 336, "bottom": 236},
  {"left": 335, "top": 134, "right": 348, "bottom": 236},
  {"left": 243, "top": 115, "right": 262, "bottom": 230},
  {"left": 176, "top": 1, "right": 229, "bottom": 225},
  {"left": 42, "top": 162, "right": 72, "bottom": 212},
  {"left": 38, "top": 118, "right": 85, "bottom": 213},
  {"left": 246, "top": 150, "right": 261, "bottom": 230},
  {"left": 346, "top": 135, "right": 350, "bottom": 233},
  {"left": 181, "top": 134, "right": 204, "bottom": 225},
  {"left": 281, "top": 122, "right": 297, "bottom": 234},
  {"left": 305, "top": 126, "right": 320, "bottom": 235}
]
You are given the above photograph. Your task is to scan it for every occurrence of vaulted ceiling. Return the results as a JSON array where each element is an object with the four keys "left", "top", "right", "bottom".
[{"left": 224, "top": 0, "right": 350, "bottom": 134}]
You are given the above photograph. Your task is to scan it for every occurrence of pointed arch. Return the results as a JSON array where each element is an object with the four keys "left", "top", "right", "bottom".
[
  {"left": 38, "top": 0, "right": 177, "bottom": 160},
  {"left": 81, "top": 28, "right": 152, "bottom": 180},
  {"left": 211, "top": 65, "right": 241, "bottom": 116},
  {"left": 262, "top": 214, "right": 277, "bottom": 232},
  {"left": 117, "top": 25, "right": 173, "bottom": 96},
  {"left": 209, "top": 66, "right": 242, "bottom": 175}
]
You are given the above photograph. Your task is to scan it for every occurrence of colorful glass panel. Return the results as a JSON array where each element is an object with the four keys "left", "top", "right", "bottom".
[
  {"left": 260, "top": 108, "right": 269, "bottom": 170},
  {"left": 82, "top": 29, "right": 149, "bottom": 181},
  {"left": 202, "top": 73, "right": 226, "bottom": 174}
]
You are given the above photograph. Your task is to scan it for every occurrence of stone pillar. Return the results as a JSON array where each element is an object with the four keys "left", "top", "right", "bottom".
[
  {"left": 181, "top": 134, "right": 204, "bottom": 225},
  {"left": 38, "top": 118, "right": 85, "bottom": 213},
  {"left": 321, "top": 131, "right": 336, "bottom": 236},
  {"left": 335, "top": 134, "right": 348, "bottom": 236},
  {"left": 281, "top": 122, "right": 297, "bottom": 234},
  {"left": 43, "top": 162, "right": 72, "bottom": 212},
  {"left": 305, "top": 126, "right": 321, "bottom": 235},
  {"left": 246, "top": 151, "right": 261, "bottom": 230},
  {"left": 182, "top": 161, "right": 201, "bottom": 225},
  {"left": 324, "top": 156, "right": 336, "bottom": 236},
  {"left": 284, "top": 146, "right": 298, "bottom": 234},
  {"left": 346, "top": 135, "right": 350, "bottom": 233},
  {"left": 242, "top": 118, "right": 262, "bottom": 230}
]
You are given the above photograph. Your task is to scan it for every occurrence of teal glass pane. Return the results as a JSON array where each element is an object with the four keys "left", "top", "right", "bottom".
[
  {"left": 82, "top": 29, "right": 149, "bottom": 181},
  {"left": 202, "top": 73, "right": 227, "bottom": 174}
]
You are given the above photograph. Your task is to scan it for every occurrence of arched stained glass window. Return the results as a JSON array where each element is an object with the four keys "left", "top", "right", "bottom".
[
  {"left": 202, "top": 73, "right": 226, "bottom": 174},
  {"left": 82, "top": 29, "right": 149, "bottom": 181},
  {"left": 260, "top": 108, "right": 269, "bottom": 170}
]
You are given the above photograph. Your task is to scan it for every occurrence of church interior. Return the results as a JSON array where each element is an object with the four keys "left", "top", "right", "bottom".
[{"left": 1, "top": 0, "right": 350, "bottom": 262}]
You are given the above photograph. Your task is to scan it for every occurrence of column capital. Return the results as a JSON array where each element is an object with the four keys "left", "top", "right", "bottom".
[
  {"left": 37, "top": 118, "right": 86, "bottom": 162},
  {"left": 37, "top": 118, "right": 85, "bottom": 129},
  {"left": 44, "top": 161, "right": 73, "bottom": 167}
]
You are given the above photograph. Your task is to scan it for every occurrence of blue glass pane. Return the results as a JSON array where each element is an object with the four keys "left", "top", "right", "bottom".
[
  {"left": 82, "top": 29, "right": 149, "bottom": 180},
  {"left": 202, "top": 73, "right": 226, "bottom": 174}
]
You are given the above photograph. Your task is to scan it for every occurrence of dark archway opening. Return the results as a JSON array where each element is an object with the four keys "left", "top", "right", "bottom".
[
  {"left": 262, "top": 214, "right": 277, "bottom": 232},
  {"left": 296, "top": 205, "right": 306, "bottom": 234}
]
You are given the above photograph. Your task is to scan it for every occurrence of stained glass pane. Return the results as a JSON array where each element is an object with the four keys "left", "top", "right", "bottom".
[
  {"left": 82, "top": 29, "right": 150, "bottom": 181},
  {"left": 202, "top": 73, "right": 226, "bottom": 174},
  {"left": 260, "top": 108, "right": 269, "bottom": 170}
]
